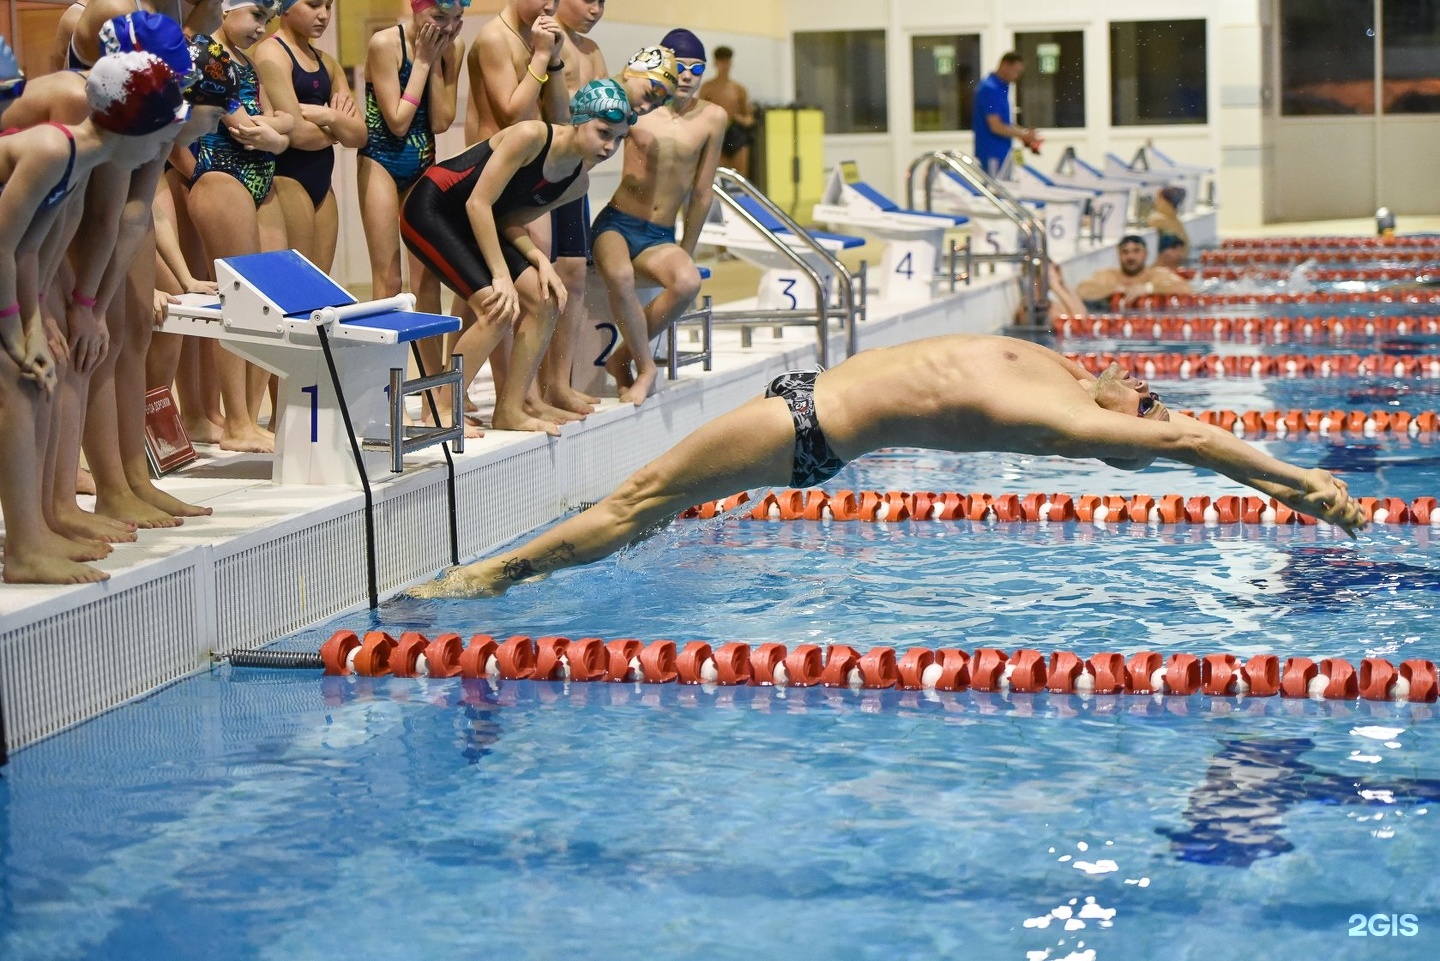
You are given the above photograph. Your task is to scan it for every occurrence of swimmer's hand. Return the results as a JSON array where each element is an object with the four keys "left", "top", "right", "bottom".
[
  {"left": 535, "top": 261, "right": 567, "bottom": 311},
  {"left": 1289, "top": 468, "right": 1367, "bottom": 538}
]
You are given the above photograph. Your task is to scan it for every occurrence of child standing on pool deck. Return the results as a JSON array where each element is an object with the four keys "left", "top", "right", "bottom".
[
  {"left": 356, "top": 0, "right": 463, "bottom": 393},
  {"left": 186, "top": 0, "right": 294, "bottom": 454},
  {"left": 254, "top": 0, "right": 367, "bottom": 273}
]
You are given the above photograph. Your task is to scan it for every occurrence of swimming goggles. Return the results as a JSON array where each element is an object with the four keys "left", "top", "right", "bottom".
[
  {"left": 677, "top": 62, "right": 706, "bottom": 77},
  {"left": 642, "top": 79, "right": 671, "bottom": 105},
  {"left": 1138, "top": 392, "right": 1161, "bottom": 417},
  {"left": 0, "top": 77, "right": 24, "bottom": 101},
  {"left": 591, "top": 104, "right": 638, "bottom": 126}
]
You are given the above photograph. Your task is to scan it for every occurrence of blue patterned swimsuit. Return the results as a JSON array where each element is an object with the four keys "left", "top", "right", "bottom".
[
  {"left": 358, "top": 25, "right": 434, "bottom": 194},
  {"left": 191, "top": 49, "right": 275, "bottom": 206}
]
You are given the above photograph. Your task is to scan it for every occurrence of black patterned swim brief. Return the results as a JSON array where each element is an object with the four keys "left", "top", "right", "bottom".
[{"left": 765, "top": 369, "right": 848, "bottom": 488}]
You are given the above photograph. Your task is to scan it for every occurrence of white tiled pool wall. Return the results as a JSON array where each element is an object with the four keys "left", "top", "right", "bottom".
[{"left": 0, "top": 214, "right": 1213, "bottom": 753}]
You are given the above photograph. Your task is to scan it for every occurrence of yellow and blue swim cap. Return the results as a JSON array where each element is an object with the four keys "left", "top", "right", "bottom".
[{"left": 622, "top": 45, "right": 679, "bottom": 96}]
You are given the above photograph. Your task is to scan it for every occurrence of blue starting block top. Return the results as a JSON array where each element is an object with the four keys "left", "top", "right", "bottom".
[
  {"left": 849, "top": 181, "right": 967, "bottom": 225},
  {"left": 735, "top": 196, "right": 865, "bottom": 249},
  {"left": 342, "top": 309, "right": 458, "bottom": 342},
  {"left": 221, "top": 249, "right": 357, "bottom": 317}
]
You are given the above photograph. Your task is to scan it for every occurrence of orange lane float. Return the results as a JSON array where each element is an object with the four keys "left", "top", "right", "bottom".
[
  {"left": 682, "top": 488, "right": 1440, "bottom": 527},
  {"left": 1113, "top": 290, "right": 1440, "bottom": 309},
  {"left": 315, "top": 629, "right": 1440, "bottom": 703},
  {"left": 1064, "top": 351, "right": 1440, "bottom": 379},
  {"left": 1054, "top": 313, "right": 1440, "bottom": 342}
]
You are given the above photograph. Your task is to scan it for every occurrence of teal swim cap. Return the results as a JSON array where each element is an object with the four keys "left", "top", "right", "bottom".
[{"left": 571, "top": 78, "right": 635, "bottom": 126}]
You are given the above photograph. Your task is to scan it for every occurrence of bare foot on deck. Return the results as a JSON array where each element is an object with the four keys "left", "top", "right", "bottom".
[
  {"left": 491, "top": 406, "right": 562, "bottom": 436},
  {"left": 76, "top": 466, "right": 96, "bottom": 496},
  {"left": 523, "top": 398, "right": 585, "bottom": 425},
  {"left": 52, "top": 505, "right": 139, "bottom": 544},
  {"left": 624, "top": 367, "right": 658, "bottom": 406},
  {"left": 133, "top": 480, "right": 213, "bottom": 518},
  {"left": 606, "top": 353, "right": 636, "bottom": 400},
  {"left": 219, "top": 426, "right": 274, "bottom": 454},
  {"left": 51, "top": 529, "right": 111, "bottom": 561},
  {"left": 96, "top": 490, "right": 183, "bottom": 529},
  {"left": 183, "top": 416, "right": 223, "bottom": 445},
  {"left": 3, "top": 543, "right": 109, "bottom": 585},
  {"left": 543, "top": 386, "right": 598, "bottom": 417}
]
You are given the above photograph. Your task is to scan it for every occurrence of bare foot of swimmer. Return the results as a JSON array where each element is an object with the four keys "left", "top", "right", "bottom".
[
  {"left": 408, "top": 566, "right": 545, "bottom": 598},
  {"left": 543, "top": 386, "right": 598, "bottom": 416},
  {"left": 219, "top": 426, "right": 275, "bottom": 454},
  {"left": 133, "top": 480, "right": 213, "bottom": 518},
  {"left": 491, "top": 406, "right": 562, "bottom": 436},
  {"left": 2, "top": 550, "right": 109, "bottom": 585},
  {"left": 522, "top": 398, "right": 583, "bottom": 425},
  {"left": 96, "top": 489, "right": 183, "bottom": 529},
  {"left": 51, "top": 505, "right": 138, "bottom": 544},
  {"left": 606, "top": 352, "right": 636, "bottom": 401},
  {"left": 624, "top": 367, "right": 658, "bottom": 406}
]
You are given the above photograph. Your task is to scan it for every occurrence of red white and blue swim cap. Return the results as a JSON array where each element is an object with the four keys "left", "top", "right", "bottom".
[
  {"left": 99, "top": 11, "right": 195, "bottom": 86},
  {"left": 86, "top": 51, "right": 188, "bottom": 136}
]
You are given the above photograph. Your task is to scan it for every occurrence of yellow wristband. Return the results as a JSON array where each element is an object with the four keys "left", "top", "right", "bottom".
[{"left": 527, "top": 63, "right": 548, "bottom": 85}]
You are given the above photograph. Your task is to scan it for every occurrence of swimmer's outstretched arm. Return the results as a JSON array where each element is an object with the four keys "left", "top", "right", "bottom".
[{"left": 1056, "top": 409, "right": 1367, "bottom": 536}]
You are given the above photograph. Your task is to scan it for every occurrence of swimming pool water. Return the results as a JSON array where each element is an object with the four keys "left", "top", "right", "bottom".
[{"left": 6, "top": 337, "right": 1440, "bottom": 960}]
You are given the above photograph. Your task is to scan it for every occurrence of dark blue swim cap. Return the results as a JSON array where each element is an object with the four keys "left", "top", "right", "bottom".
[{"left": 660, "top": 29, "right": 706, "bottom": 63}]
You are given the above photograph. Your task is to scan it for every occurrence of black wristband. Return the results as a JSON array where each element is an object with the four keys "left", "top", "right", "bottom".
[{"left": 548, "top": 59, "right": 565, "bottom": 71}]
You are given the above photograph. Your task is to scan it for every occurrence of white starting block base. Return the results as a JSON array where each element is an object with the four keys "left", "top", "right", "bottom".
[
  {"left": 162, "top": 250, "right": 461, "bottom": 487},
  {"left": 698, "top": 193, "right": 864, "bottom": 310}
]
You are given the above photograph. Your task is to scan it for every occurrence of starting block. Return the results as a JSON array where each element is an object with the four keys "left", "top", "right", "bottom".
[
  {"left": 1013, "top": 165, "right": 1129, "bottom": 245},
  {"left": 811, "top": 161, "right": 966, "bottom": 301},
  {"left": 699, "top": 193, "right": 864, "bottom": 312},
  {"left": 162, "top": 249, "right": 463, "bottom": 486},
  {"left": 1125, "top": 144, "right": 1214, "bottom": 213},
  {"left": 931, "top": 166, "right": 1086, "bottom": 262}
]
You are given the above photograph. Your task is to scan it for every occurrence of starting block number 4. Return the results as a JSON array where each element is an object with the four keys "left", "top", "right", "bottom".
[{"left": 880, "top": 238, "right": 939, "bottom": 301}]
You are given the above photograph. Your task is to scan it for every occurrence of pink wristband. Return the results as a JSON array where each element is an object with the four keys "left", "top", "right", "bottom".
[
  {"left": 401, "top": 93, "right": 422, "bottom": 107},
  {"left": 0, "top": 302, "right": 19, "bottom": 319},
  {"left": 72, "top": 290, "right": 97, "bottom": 309}
]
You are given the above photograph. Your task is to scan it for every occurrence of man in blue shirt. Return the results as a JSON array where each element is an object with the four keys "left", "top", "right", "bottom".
[{"left": 972, "top": 51, "right": 1038, "bottom": 177}]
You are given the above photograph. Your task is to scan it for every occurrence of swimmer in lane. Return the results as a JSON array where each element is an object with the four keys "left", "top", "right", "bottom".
[{"left": 411, "top": 334, "right": 1367, "bottom": 598}]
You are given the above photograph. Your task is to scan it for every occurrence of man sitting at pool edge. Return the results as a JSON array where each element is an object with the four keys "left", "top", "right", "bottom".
[
  {"left": 1075, "top": 233, "right": 1192, "bottom": 311},
  {"left": 410, "top": 334, "right": 1366, "bottom": 598}
]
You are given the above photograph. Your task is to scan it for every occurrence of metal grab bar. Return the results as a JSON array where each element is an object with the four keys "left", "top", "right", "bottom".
[
  {"left": 711, "top": 167, "right": 863, "bottom": 365},
  {"left": 904, "top": 150, "right": 1050, "bottom": 326}
]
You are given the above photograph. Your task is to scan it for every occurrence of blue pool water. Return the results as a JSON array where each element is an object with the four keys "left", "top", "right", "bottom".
[{"left": 6, "top": 348, "right": 1440, "bottom": 960}]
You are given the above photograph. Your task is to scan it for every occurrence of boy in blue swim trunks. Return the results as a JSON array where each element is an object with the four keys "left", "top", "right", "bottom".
[{"left": 591, "top": 28, "right": 727, "bottom": 406}]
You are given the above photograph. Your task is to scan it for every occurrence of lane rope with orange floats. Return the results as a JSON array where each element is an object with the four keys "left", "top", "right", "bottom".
[
  {"left": 675, "top": 488, "right": 1438, "bottom": 527},
  {"left": 1065, "top": 350, "right": 1440, "bottom": 379},
  {"left": 1055, "top": 314, "right": 1440, "bottom": 342},
  {"left": 221, "top": 630, "right": 1440, "bottom": 707}
]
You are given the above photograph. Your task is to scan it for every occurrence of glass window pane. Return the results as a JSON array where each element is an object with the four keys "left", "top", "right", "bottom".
[
  {"left": 1384, "top": 0, "right": 1440, "bottom": 114},
  {"left": 1014, "top": 31, "right": 1086, "bottom": 128},
  {"left": 794, "top": 31, "right": 889, "bottom": 134},
  {"left": 1280, "top": 0, "right": 1375, "bottom": 115},
  {"left": 1110, "top": 20, "right": 1208, "bottom": 125},
  {"left": 911, "top": 34, "right": 983, "bottom": 132}
]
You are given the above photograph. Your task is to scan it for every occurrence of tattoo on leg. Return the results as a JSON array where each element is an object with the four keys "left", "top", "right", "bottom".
[{"left": 500, "top": 542, "right": 578, "bottom": 582}]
